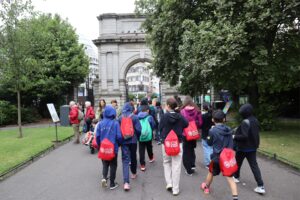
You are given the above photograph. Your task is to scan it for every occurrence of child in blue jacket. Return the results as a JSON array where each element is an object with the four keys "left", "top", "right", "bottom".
[
  {"left": 96, "top": 105, "right": 123, "bottom": 190},
  {"left": 201, "top": 110, "right": 238, "bottom": 200},
  {"left": 118, "top": 102, "right": 141, "bottom": 191}
]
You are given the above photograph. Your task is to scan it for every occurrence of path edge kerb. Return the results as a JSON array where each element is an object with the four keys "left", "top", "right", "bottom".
[
  {"left": 0, "top": 135, "right": 74, "bottom": 182},
  {"left": 257, "top": 149, "right": 300, "bottom": 173}
]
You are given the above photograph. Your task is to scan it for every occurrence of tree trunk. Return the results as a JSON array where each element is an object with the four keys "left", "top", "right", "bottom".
[{"left": 17, "top": 90, "right": 23, "bottom": 138}]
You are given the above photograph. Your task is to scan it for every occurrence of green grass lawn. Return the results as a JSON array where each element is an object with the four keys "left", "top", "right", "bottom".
[
  {"left": 0, "top": 126, "right": 73, "bottom": 175},
  {"left": 259, "top": 120, "right": 300, "bottom": 168}
]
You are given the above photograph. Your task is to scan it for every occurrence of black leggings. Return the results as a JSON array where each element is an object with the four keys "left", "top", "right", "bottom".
[
  {"left": 182, "top": 139, "right": 197, "bottom": 174},
  {"left": 102, "top": 156, "right": 118, "bottom": 187},
  {"left": 234, "top": 151, "right": 264, "bottom": 186},
  {"left": 139, "top": 141, "right": 153, "bottom": 165}
]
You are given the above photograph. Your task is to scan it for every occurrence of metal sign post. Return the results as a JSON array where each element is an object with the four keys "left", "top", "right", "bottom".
[
  {"left": 47, "top": 103, "right": 61, "bottom": 142},
  {"left": 55, "top": 122, "right": 58, "bottom": 142}
]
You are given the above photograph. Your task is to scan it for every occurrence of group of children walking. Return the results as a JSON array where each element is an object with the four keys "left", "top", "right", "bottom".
[{"left": 90, "top": 96, "right": 265, "bottom": 200}]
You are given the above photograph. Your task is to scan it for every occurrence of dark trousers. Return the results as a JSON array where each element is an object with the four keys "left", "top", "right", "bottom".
[
  {"left": 234, "top": 151, "right": 264, "bottom": 186},
  {"left": 129, "top": 143, "right": 138, "bottom": 174},
  {"left": 85, "top": 120, "right": 92, "bottom": 132},
  {"left": 102, "top": 156, "right": 118, "bottom": 187},
  {"left": 139, "top": 141, "right": 153, "bottom": 165},
  {"left": 183, "top": 139, "right": 197, "bottom": 174}
]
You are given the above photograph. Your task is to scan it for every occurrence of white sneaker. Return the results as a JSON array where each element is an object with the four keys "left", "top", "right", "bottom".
[
  {"left": 101, "top": 179, "right": 107, "bottom": 188},
  {"left": 254, "top": 186, "right": 266, "bottom": 194},
  {"left": 232, "top": 177, "right": 240, "bottom": 183},
  {"left": 166, "top": 184, "right": 172, "bottom": 192},
  {"left": 185, "top": 170, "right": 193, "bottom": 176}
]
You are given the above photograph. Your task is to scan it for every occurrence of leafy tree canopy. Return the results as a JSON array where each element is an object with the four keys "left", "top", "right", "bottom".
[
  {"left": 24, "top": 14, "right": 89, "bottom": 103},
  {"left": 135, "top": 0, "right": 300, "bottom": 129},
  {"left": 1, "top": 6, "right": 89, "bottom": 116},
  {"left": 136, "top": 0, "right": 300, "bottom": 97}
]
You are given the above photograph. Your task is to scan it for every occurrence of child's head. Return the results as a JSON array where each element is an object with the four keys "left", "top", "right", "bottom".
[
  {"left": 111, "top": 99, "right": 118, "bottom": 108},
  {"left": 140, "top": 98, "right": 148, "bottom": 106},
  {"left": 166, "top": 97, "right": 177, "bottom": 111},
  {"left": 156, "top": 101, "right": 161, "bottom": 107},
  {"left": 92, "top": 119, "right": 98, "bottom": 127},
  {"left": 203, "top": 103, "right": 210, "bottom": 111},
  {"left": 212, "top": 110, "right": 225, "bottom": 123}
]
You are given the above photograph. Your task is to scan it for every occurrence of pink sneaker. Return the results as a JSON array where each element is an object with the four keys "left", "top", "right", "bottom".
[
  {"left": 201, "top": 182, "right": 210, "bottom": 194},
  {"left": 131, "top": 174, "right": 137, "bottom": 179},
  {"left": 124, "top": 183, "right": 130, "bottom": 191}
]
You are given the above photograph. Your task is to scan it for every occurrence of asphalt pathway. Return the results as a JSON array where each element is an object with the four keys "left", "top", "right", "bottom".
[{"left": 1, "top": 138, "right": 300, "bottom": 200}]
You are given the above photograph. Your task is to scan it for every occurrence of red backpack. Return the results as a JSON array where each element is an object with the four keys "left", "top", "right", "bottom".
[
  {"left": 120, "top": 116, "right": 134, "bottom": 139},
  {"left": 164, "top": 130, "right": 180, "bottom": 156},
  {"left": 219, "top": 148, "right": 238, "bottom": 176},
  {"left": 98, "top": 138, "right": 115, "bottom": 161},
  {"left": 92, "top": 136, "right": 98, "bottom": 149},
  {"left": 184, "top": 120, "right": 200, "bottom": 141}
]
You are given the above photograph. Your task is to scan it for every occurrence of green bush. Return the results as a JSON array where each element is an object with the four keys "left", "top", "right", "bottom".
[
  {"left": 0, "top": 101, "right": 41, "bottom": 126},
  {"left": 21, "top": 107, "right": 41, "bottom": 123},
  {"left": 256, "top": 97, "right": 279, "bottom": 131},
  {"left": 0, "top": 101, "right": 17, "bottom": 125}
]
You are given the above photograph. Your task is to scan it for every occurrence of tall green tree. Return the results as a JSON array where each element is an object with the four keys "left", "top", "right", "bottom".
[
  {"left": 135, "top": 0, "right": 200, "bottom": 85},
  {"left": 0, "top": 0, "right": 37, "bottom": 137},
  {"left": 22, "top": 14, "right": 89, "bottom": 115},
  {"left": 136, "top": 0, "right": 300, "bottom": 129}
]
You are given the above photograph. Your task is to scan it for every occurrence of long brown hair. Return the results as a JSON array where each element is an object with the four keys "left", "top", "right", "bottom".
[
  {"left": 181, "top": 96, "right": 200, "bottom": 112},
  {"left": 98, "top": 99, "right": 106, "bottom": 112}
]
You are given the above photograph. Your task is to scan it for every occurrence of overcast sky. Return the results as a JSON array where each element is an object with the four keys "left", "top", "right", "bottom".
[{"left": 32, "top": 0, "right": 136, "bottom": 41}]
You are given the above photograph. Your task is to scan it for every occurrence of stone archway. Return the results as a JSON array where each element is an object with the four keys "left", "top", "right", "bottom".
[{"left": 93, "top": 13, "right": 178, "bottom": 107}]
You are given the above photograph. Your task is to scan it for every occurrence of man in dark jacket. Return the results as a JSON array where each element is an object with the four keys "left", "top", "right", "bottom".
[{"left": 233, "top": 103, "right": 265, "bottom": 194}]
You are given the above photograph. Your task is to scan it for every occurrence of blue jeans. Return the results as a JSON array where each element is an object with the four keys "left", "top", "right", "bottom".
[
  {"left": 121, "top": 143, "right": 137, "bottom": 184},
  {"left": 202, "top": 139, "right": 213, "bottom": 166}
]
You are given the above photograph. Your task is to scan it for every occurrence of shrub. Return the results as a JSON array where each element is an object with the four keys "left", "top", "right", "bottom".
[
  {"left": 0, "top": 101, "right": 17, "bottom": 125},
  {"left": 0, "top": 101, "right": 41, "bottom": 126}
]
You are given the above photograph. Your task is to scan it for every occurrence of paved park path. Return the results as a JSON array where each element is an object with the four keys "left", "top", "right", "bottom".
[{"left": 1, "top": 137, "right": 300, "bottom": 200}]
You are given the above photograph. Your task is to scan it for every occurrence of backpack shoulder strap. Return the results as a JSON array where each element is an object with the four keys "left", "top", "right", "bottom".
[{"left": 244, "top": 119, "right": 250, "bottom": 126}]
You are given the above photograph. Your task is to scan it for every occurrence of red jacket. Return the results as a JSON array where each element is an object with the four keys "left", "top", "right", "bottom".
[
  {"left": 69, "top": 106, "right": 80, "bottom": 124},
  {"left": 85, "top": 106, "right": 95, "bottom": 120}
]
